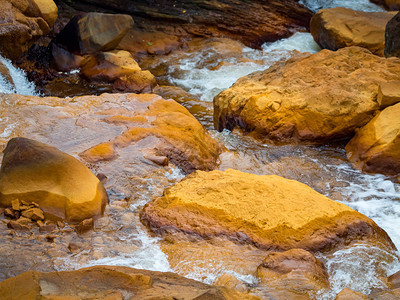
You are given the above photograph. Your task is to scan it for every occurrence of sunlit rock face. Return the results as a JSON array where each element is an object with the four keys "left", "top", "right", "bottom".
[
  {"left": 0, "top": 0, "right": 58, "bottom": 60},
  {"left": 0, "top": 138, "right": 108, "bottom": 223},
  {"left": 310, "top": 8, "right": 396, "bottom": 56},
  {"left": 55, "top": 0, "right": 313, "bottom": 48},
  {"left": 214, "top": 47, "right": 400, "bottom": 144},
  {"left": 0, "top": 266, "right": 260, "bottom": 300},
  {"left": 141, "top": 168, "right": 395, "bottom": 253},
  {"left": 346, "top": 102, "right": 400, "bottom": 177}
]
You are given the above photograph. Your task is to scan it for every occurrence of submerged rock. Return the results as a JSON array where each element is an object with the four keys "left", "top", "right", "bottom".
[
  {"left": 310, "top": 8, "right": 396, "bottom": 56},
  {"left": 0, "top": 0, "right": 58, "bottom": 59},
  {"left": 0, "top": 138, "right": 108, "bottom": 223},
  {"left": 385, "top": 12, "right": 400, "bottom": 58},
  {"left": 214, "top": 47, "right": 400, "bottom": 143},
  {"left": 256, "top": 249, "right": 329, "bottom": 299},
  {"left": 0, "top": 265, "right": 259, "bottom": 299},
  {"left": 346, "top": 103, "right": 400, "bottom": 176},
  {"left": 141, "top": 169, "right": 395, "bottom": 253}
]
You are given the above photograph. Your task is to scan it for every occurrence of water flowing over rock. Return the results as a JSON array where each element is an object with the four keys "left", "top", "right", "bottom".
[
  {"left": 0, "top": 265, "right": 259, "bottom": 299},
  {"left": 0, "top": 93, "right": 221, "bottom": 174},
  {"left": 0, "top": 0, "right": 58, "bottom": 59},
  {"left": 56, "top": 0, "right": 313, "bottom": 48},
  {"left": 141, "top": 169, "right": 395, "bottom": 253},
  {"left": 346, "top": 103, "right": 400, "bottom": 176},
  {"left": 385, "top": 12, "right": 400, "bottom": 58},
  {"left": 0, "top": 138, "right": 108, "bottom": 223},
  {"left": 310, "top": 8, "right": 396, "bottom": 56},
  {"left": 213, "top": 47, "right": 400, "bottom": 143}
]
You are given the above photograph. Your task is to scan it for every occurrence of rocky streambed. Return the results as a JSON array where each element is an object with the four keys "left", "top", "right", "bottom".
[{"left": 1, "top": 0, "right": 400, "bottom": 299}]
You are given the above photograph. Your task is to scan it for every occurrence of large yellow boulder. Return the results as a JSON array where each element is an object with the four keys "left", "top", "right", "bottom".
[
  {"left": 310, "top": 8, "right": 396, "bottom": 56},
  {"left": 214, "top": 47, "right": 400, "bottom": 143},
  {"left": 346, "top": 102, "right": 400, "bottom": 176},
  {"left": 141, "top": 169, "right": 395, "bottom": 252},
  {"left": 0, "top": 138, "right": 108, "bottom": 223},
  {"left": 0, "top": 265, "right": 259, "bottom": 300}
]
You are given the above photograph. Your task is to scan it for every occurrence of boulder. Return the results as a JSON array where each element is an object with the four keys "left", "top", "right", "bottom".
[
  {"left": 55, "top": 0, "right": 312, "bottom": 48},
  {"left": 113, "top": 71, "right": 157, "bottom": 93},
  {"left": 256, "top": 249, "right": 329, "bottom": 299},
  {"left": 141, "top": 169, "right": 395, "bottom": 252},
  {"left": 51, "top": 12, "right": 134, "bottom": 55},
  {"left": 377, "top": 81, "right": 400, "bottom": 108},
  {"left": 310, "top": 8, "right": 396, "bottom": 56},
  {"left": 370, "top": 0, "right": 400, "bottom": 10},
  {"left": 389, "top": 270, "right": 400, "bottom": 289},
  {"left": 0, "top": 138, "right": 108, "bottom": 223},
  {"left": 0, "top": 265, "right": 259, "bottom": 300},
  {"left": 213, "top": 47, "right": 400, "bottom": 143},
  {"left": 0, "top": 0, "right": 58, "bottom": 60},
  {"left": 335, "top": 288, "right": 368, "bottom": 300},
  {"left": 346, "top": 103, "right": 400, "bottom": 176},
  {"left": 385, "top": 12, "right": 400, "bottom": 58}
]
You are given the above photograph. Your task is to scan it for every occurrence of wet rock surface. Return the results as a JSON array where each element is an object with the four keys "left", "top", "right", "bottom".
[
  {"left": 385, "top": 12, "right": 400, "bottom": 58},
  {"left": 141, "top": 168, "right": 395, "bottom": 253},
  {"left": 0, "top": 265, "right": 259, "bottom": 299},
  {"left": 310, "top": 8, "right": 396, "bottom": 56},
  {"left": 214, "top": 47, "right": 400, "bottom": 143},
  {"left": 57, "top": 0, "right": 313, "bottom": 48}
]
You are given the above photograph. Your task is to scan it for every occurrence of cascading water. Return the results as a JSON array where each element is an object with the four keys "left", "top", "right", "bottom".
[{"left": 0, "top": 55, "right": 37, "bottom": 96}]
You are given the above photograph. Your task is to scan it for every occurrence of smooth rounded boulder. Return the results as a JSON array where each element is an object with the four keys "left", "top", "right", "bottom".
[
  {"left": 0, "top": 265, "right": 259, "bottom": 300},
  {"left": 310, "top": 8, "right": 396, "bottom": 56},
  {"left": 385, "top": 12, "right": 400, "bottom": 58},
  {"left": 214, "top": 47, "right": 400, "bottom": 143},
  {"left": 0, "top": 138, "right": 108, "bottom": 223},
  {"left": 346, "top": 102, "right": 400, "bottom": 176},
  {"left": 141, "top": 169, "right": 395, "bottom": 252}
]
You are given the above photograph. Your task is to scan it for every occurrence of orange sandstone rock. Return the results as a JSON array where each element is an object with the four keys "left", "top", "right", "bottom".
[{"left": 141, "top": 169, "right": 395, "bottom": 252}]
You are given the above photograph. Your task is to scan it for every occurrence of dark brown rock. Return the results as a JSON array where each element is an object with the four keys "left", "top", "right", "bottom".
[
  {"left": 389, "top": 270, "right": 400, "bottom": 289},
  {"left": 21, "top": 208, "right": 45, "bottom": 221},
  {"left": 113, "top": 71, "right": 157, "bottom": 93},
  {"left": 56, "top": 0, "right": 313, "bottom": 48},
  {"left": 76, "top": 218, "right": 94, "bottom": 234},
  {"left": 385, "top": 12, "right": 400, "bottom": 58},
  {"left": 4, "top": 208, "right": 15, "bottom": 219}
]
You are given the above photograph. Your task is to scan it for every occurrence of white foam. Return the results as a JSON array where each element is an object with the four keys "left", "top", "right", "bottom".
[
  {"left": 300, "top": 0, "right": 385, "bottom": 12},
  {"left": 0, "top": 54, "right": 38, "bottom": 96}
]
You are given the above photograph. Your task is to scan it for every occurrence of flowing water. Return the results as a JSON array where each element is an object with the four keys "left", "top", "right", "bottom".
[{"left": 0, "top": 0, "right": 399, "bottom": 299}]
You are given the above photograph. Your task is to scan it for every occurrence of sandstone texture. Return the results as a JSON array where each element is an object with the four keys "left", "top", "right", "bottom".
[
  {"left": 214, "top": 47, "right": 400, "bottom": 143},
  {"left": 310, "top": 8, "right": 396, "bottom": 56},
  {"left": 0, "top": 138, "right": 108, "bottom": 223},
  {"left": 0, "top": 93, "right": 221, "bottom": 174},
  {"left": 335, "top": 288, "right": 368, "bottom": 300},
  {"left": 141, "top": 169, "right": 394, "bottom": 252},
  {"left": 51, "top": 12, "right": 134, "bottom": 55},
  {"left": 0, "top": 0, "right": 58, "bottom": 59},
  {"left": 256, "top": 249, "right": 329, "bottom": 299},
  {"left": 56, "top": 0, "right": 313, "bottom": 48},
  {"left": 346, "top": 103, "right": 400, "bottom": 176},
  {"left": 385, "top": 12, "right": 400, "bottom": 58},
  {"left": 378, "top": 81, "right": 400, "bottom": 108},
  {"left": 0, "top": 265, "right": 259, "bottom": 300}
]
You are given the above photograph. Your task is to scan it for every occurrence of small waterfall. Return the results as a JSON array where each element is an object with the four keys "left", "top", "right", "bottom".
[{"left": 0, "top": 55, "right": 38, "bottom": 96}]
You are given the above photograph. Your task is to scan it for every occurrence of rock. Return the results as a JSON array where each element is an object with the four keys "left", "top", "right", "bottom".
[
  {"left": 81, "top": 50, "right": 141, "bottom": 82},
  {"left": 21, "top": 208, "right": 45, "bottom": 221},
  {"left": 75, "top": 217, "right": 94, "bottom": 234},
  {"left": 389, "top": 270, "right": 400, "bottom": 289},
  {"left": 7, "top": 218, "right": 32, "bottom": 231},
  {"left": 143, "top": 155, "right": 169, "bottom": 166},
  {"left": 56, "top": 0, "right": 312, "bottom": 49},
  {"left": 4, "top": 208, "right": 15, "bottom": 219},
  {"left": 141, "top": 169, "right": 395, "bottom": 252},
  {"left": 51, "top": 12, "right": 134, "bottom": 56},
  {"left": 371, "top": 288, "right": 400, "bottom": 299},
  {"left": 50, "top": 43, "right": 84, "bottom": 72},
  {"left": 213, "top": 47, "right": 400, "bottom": 143},
  {"left": 335, "top": 288, "right": 368, "bottom": 299},
  {"left": 214, "top": 274, "right": 248, "bottom": 293},
  {"left": 256, "top": 249, "right": 329, "bottom": 299},
  {"left": 378, "top": 81, "right": 400, "bottom": 108},
  {"left": 0, "top": 61, "right": 13, "bottom": 86},
  {"left": 0, "top": 138, "right": 108, "bottom": 223},
  {"left": 0, "top": 93, "right": 221, "bottom": 175},
  {"left": 346, "top": 103, "right": 400, "bottom": 176},
  {"left": 310, "top": 8, "right": 396, "bottom": 56},
  {"left": 0, "top": 266, "right": 259, "bottom": 299},
  {"left": 11, "top": 199, "right": 20, "bottom": 211},
  {"left": 385, "top": 12, "right": 400, "bottom": 58},
  {"left": 371, "top": 0, "right": 400, "bottom": 10},
  {"left": 0, "top": 0, "right": 58, "bottom": 60},
  {"left": 113, "top": 71, "right": 157, "bottom": 93}
]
